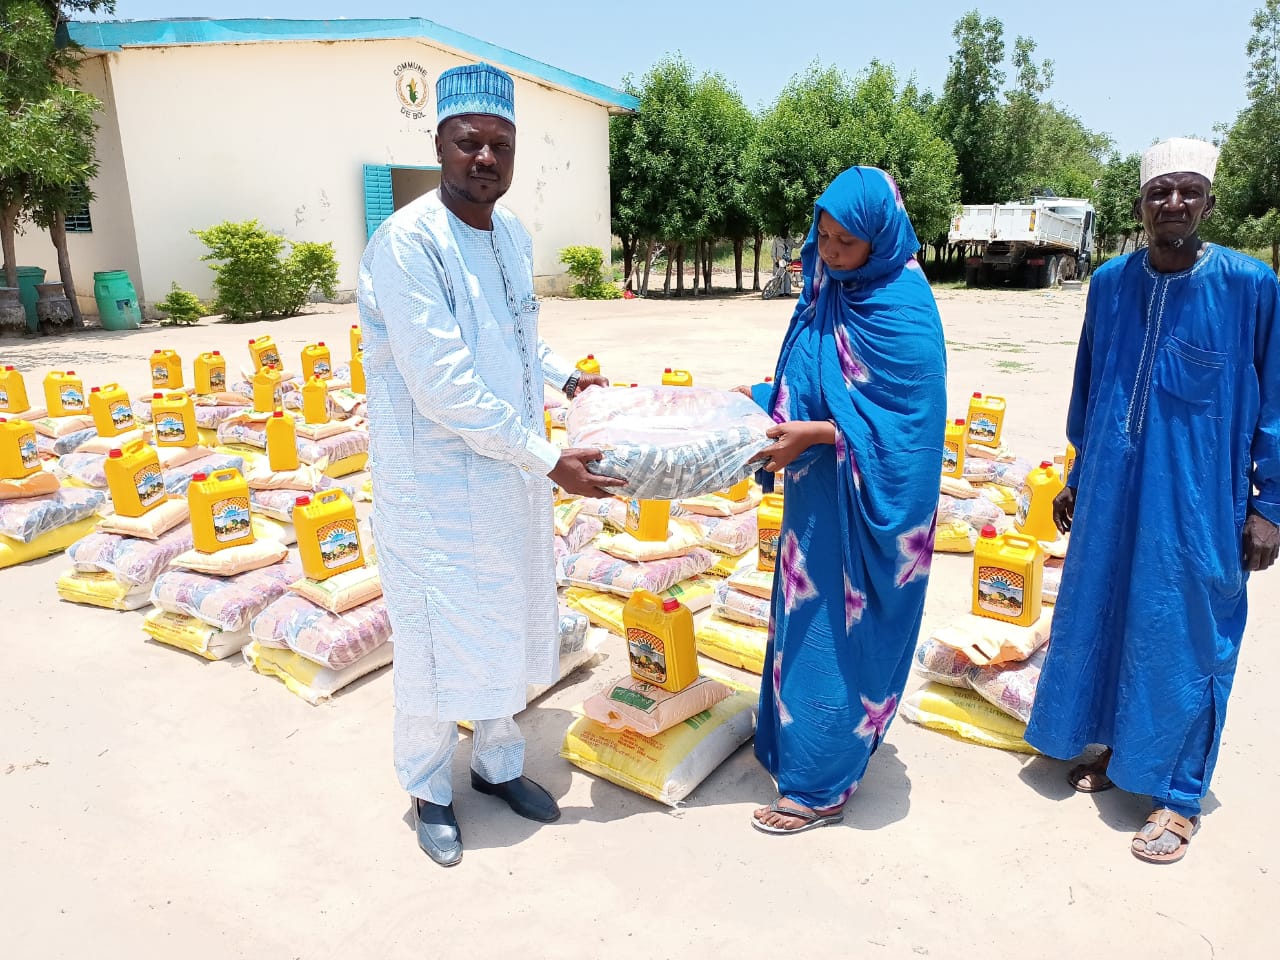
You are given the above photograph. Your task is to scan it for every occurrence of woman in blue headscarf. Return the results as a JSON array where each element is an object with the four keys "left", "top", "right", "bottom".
[{"left": 750, "top": 167, "right": 947, "bottom": 834}]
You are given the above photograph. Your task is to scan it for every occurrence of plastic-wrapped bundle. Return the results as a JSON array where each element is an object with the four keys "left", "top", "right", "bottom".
[
  {"left": 967, "top": 645, "right": 1048, "bottom": 723},
  {"left": 150, "top": 561, "right": 302, "bottom": 632},
  {"left": 689, "top": 512, "right": 758, "bottom": 556},
  {"left": 557, "top": 547, "right": 716, "bottom": 597},
  {"left": 0, "top": 488, "right": 105, "bottom": 543},
  {"left": 713, "top": 581, "right": 771, "bottom": 628},
  {"left": 37, "top": 427, "right": 97, "bottom": 458},
  {"left": 554, "top": 515, "right": 604, "bottom": 562},
  {"left": 250, "top": 479, "right": 355, "bottom": 522},
  {"left": 66, "top": 524, "right": 194, "bottom": 585},
  {"left": 566, "top": 386, "right": 772, "bottom": 500},
  {"left": 938, "top": 493, "right": 1003, "bottom": 533},
  {"left": 251, "top": 594, "right": 391, "bottom": 670}
]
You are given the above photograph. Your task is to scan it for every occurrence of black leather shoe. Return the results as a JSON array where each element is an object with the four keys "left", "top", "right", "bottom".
[
  {"left": 414, "top": 798, "right": 463, "bottom": 867},
  {"left": 470, "top": 771, "right": 561, "bottom": 823}
]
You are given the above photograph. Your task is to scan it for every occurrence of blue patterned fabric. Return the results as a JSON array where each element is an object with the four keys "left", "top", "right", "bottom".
[
  {"left": 1026, "top": 246, "right": 1280, "bottom": 813},
  {"left": 755, "top": 167, "right": 947, "bottom": 809},
  {"left": 436, "top": 62, "right": 516, "bottom": 127}
]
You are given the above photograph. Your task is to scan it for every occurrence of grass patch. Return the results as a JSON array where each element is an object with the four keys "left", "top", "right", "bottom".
[{"left": 994, "top": 360, "right": 1034, "bottom": 373}]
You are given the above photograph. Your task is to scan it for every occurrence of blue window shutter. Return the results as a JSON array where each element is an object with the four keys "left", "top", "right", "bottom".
[{"left": 363, "top": 164, "right": 394, "bottom": 239}]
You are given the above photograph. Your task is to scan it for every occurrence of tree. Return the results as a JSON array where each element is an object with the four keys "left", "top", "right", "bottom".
[
  {"left": 1094, "top": 152, "right": 1143, "bottom": 255},
  {"left": 934, "top": 11, "right": 1007, "bottom": 203},
  {"left": 1208, "top": 0, "right": 1280, "bottom": 271},
  {"left": 0, "top": 0, "right": 112, "bottom": 324},
  {"left": 689, "top": 72, "right": 757, "bottom": 292},
  {"left": 1001, "top": 36, "right": 1052, "bottom": 199}
]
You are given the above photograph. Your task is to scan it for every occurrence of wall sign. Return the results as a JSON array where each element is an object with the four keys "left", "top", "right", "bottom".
[{"left": 394, "top": 62, "right": 430, "bottom": 120}]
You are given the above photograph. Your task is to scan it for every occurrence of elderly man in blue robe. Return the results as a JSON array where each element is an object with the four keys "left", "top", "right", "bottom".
[
  {"left": 358, "top": 63, "right": 621, "bottom": 867},
  {"left": 1026, "top": 137, "right": 1280, "bottom": 864}
]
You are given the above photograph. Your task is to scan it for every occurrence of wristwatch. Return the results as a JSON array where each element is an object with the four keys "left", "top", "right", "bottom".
[{"left": 564, "top": 371, "right": 583, "bottom": 399}]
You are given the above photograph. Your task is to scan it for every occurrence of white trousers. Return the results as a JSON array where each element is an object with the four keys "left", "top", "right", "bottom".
[{"left": 393, "top": 710, "right": 526, "bottom": 805}]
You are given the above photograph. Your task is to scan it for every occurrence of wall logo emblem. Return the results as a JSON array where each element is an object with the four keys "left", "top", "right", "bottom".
[{"left": 395, "top": 62, "right": 430, "bottom": 120}]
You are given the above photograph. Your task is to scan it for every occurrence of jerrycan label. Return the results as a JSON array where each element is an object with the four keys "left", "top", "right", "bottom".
[
  {"left": 135, "top": 465, "right": 166, "bottom": 507},
  {"left": 208, "top": 367, "right": 226, "bottom": 391},
  {"left": 1015, "top": 484, "right": 1032, "bottom": 527},
  {"left": 261, "top": 349, "right": 280, "bottom": 368},
  {"left": 20, "top": 435, "right": 39, "bottom": 469},
  {"left": 0, "top": 387, "right": 8, "bottom": 407},
  {"left": 626, "top": 628, "right": 668, "bottom": 684},
  {"left": 152, "top": 365, "right": 170, "bottom": 386},
  {"left": 969, "top": 415, "right": 998, "bottom": 444},
  {"left": 626, "top": 499, "right": 640, "bottom": 528},
  {"left": 758, "top": 526, "right": 781, "bottom": 568},
  {"left": 60, "top": 386, "right": 86, "bottom": 411},
  {"left": 314, "top": 359, "right": 331, "bottom": 378},
  {"left": 155, "top": 413, "right": 188, "bottom": 443},
  {"left": 110, "top": 401, "right": 135, "bottom": 430},
  {"left": 977, "top": 566, "right": 1025, "bottom": 618},
  {"left": 211, "top": 496, "right": 251, "bottom": 542},
  {"left": 317, "top": 519, "right": 361, "bottom": 569},
  {"left": 942, "top": 441, "right": 960, "bottom": 475}
]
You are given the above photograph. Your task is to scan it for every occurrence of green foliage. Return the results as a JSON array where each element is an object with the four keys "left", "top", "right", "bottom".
[
  {"left": 193, "top": 220, "right": 340, "bottom": 321},
  {"left": 155, "top": 283, "right": 207, "bottom": 326},
  {"left": 1094, "top": 152, "right": 1143, "bottom": 252},
  {"left": 1205, "top": 0, "right": 1280, "bottom": 271},
  {"left": 559, "top": 245, "right": 621, "bottom": 299},
  {"left": 934, "top": 11, "right": 1008, "bottom": 203}
]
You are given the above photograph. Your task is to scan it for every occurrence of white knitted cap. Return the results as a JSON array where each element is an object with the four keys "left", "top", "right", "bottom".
[{"left": 1141, "top": 138, "right": 1219, "bottom": 188}]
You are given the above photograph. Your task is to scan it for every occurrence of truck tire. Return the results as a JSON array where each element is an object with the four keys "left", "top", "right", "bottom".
[
  {"left": 1078, "top": 255, "right": 1091, "bottom": 280},
  {"left": 965, "top": 265, "right": 979, "bottom": 288},
  {"left": 1048, "top": 255, "right": 1062, "bottom": 287}
]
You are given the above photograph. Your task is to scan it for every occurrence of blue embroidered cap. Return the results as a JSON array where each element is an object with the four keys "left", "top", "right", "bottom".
[{"left": 436, "top": 63, "right": 516, "bottom": 128}]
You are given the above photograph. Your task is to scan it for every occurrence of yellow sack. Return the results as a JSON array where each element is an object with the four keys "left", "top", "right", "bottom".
[
  {"left": 939, "top": 475, "right": 978, "bottom": 499},
  {"left": 564, "top": 577, "right": 716, "bottom": 635},
  {"left": 695, "top": 615, "right": 768, "bottom": 675},
  {"left": 243, "top": 639, "right": 393, "bottom": 704},
  {"left": 56, "top": 569, "right": 152, "bottom": 611},
  {"left": 931, "top": 609, "right": 1053, "bottom": 666},
  {"left": 561, "top": 678, "right": 757, "bottom": 806},
  {"left": 978, "top": 483, "right": 1018, "bottom": 515},
  {"left": 553, "top": 500, "right": 583, "bottom": 537},
  {"left": 708, "top": 548, "right": 755, "bottom": 579},
  {"left": 142, "top": 609, "right": 249, "bottom": 661},
  {"left": 0, "top": 516, "right": 98, "bottom": 570},
  {"left": 289, "top": 564, "right": 382, "bottom": 614},
  {"left": 172, "top": 539, "right": 288, "bottom": 576},
  {"left": 323, "top": 453, "right": 368, "bottom": 478},
  {"left": 357, "top": 477, "right": 373, "bottom": 503},
  {"left": 899, "top": 682, "right": 1037, "bottom": 754},
  {"left": 934, "top": 520, "right": 977, "bottom": 554},
  {"left": 678, "top": 488, "right": 762, "bottom": 517}
]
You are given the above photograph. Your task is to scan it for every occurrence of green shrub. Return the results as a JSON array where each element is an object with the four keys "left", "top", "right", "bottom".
[
  {"left": 154, "top": 283, "right": 207, "bottom": 326},
  {"left": 558, "top": 245, "right": 622, "bottom": 300},
  {"left": 192, "top": 220, "right": 339, "bottom": 321}
]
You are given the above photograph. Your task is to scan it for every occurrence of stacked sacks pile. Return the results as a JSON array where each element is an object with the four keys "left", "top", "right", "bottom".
[
  {"left": 215, "top": 412, "right": 369, "bottom": 480},
  {"left": 0, "top": 482, "right": 103, "bottom": 569},
  {"left": 146, "top": 468, "right": 295, "bottom": 660},
  {"left": 245, "top": 495, "right": 391, "bottom": 703},
  {"left": 60, "top": 500, "right": 193, "bottom": 610}
]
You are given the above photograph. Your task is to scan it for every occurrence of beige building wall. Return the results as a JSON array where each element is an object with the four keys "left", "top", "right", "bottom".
[
  {"left": 12, "top": 55, "right": 143, "bottom": 315},
  {"left": 15, "top": 38, "right": 615, "bottom": 312}
]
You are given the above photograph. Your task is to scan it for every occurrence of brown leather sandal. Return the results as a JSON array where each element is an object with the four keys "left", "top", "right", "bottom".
[
  {"left": 1131, "top": 809, "right": 1198, "bottom": 865},
  {"left": 1068, "top": 748, "right": 1113, "bottom": 793}
]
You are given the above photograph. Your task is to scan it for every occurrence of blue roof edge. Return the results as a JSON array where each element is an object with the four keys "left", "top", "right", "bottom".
[{"left": 64, "top": 18, "right": 639, "bottom": 111}]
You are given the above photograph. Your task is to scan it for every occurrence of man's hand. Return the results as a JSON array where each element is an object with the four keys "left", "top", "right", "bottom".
[
  {"left": 1243, "top": 512, "right": 1280, "bottom": 573},
  {"left": 575, "top": 373, "right": 609, "bottom": 393},
  {"left": 1053, "top": 486, "right": 1077, "bottom": 535},
  {"left": 549, "top": 447, "right": 626, "bottom": 499},
  {"left": 756, "top": 421, "right": 836, "bottom": 473},
  {"left": 731, "top": 385, "right": 753, "bottom": 399}
]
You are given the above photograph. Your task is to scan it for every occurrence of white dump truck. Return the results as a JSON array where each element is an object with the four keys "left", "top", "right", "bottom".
[{"left": 949, "top": 197, "right": 1096, "bottom": 288}]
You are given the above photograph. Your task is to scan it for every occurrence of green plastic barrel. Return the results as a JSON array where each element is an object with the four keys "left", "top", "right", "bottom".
[
  {"left": 93, "top": 270, "right": 142, "bottom": 331},
  {"left": 16, "top": 266, "right": 46, "bottom": 332}
]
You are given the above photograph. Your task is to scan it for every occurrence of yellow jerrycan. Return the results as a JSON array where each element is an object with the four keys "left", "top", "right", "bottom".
[
  {"left": 0, "top": 417, "right": 41, "bottom": 480},
  {"left": 266, "top": 410, "right": 299, "bottom": 472},
  {"left": 252, "top": 364, "right": 283, "bottom": 414},
  {"left": 0, "top": 366, "right": 31, "bottom": 415},
  {"left": 150, "top": 349, "right": 183, "bottom": 390},
  {"left": 349, "top": 354, "right": 366, "bottom": 394},
  {"left": 576, "top": 354, "right": 600, "bottom": 376},
  {"left": 294, "top": 489, "right": 365, "bottom": 581},
  {"left": 301, "top": 342, "right": 332, "bottom": 382},
  {"left": 662, "top": 368, "right": 694, "bottom": 388},
  {"left": 942, "top": 418, "right": 967, "bottom": 479},
  {"left": 194, "top": 351, "right": 227, "bottom": 395},
  {"left": 972, "top": 527, "right": 1044, "bottom": 628},
  {"left": 625, "top": 498, "right": 671, "bottom": 542},
  {"left": 44, "top": 370, "right": 87, "bottom": 417},
  {"left": 757, "top": 492, "right": 785, "bottom": 572},
  {"left": 967, "top": 393, "right": 1007, "bottom": 449},
  {"left": 1016, "top": 460, "right": 1065, "bottom": 543},
  {"left": 88, "top": 384, "right": 136, "bottom": 438},
  {"left": 248, "top": 335, "right": 281, "bottom": 373},
  {"left": 103, "top": 439, "right": 166, "bottom": 518},
  {"left": 349, "top": 324, "right": 363, "bottom": 362},
  {"left": 188, "top": 468, "right": 255, "bottom": 553},
  {"left": 623, "top": 590, "right": 698, "bottom": 694},
  {"left": 715, "top": 477, "right": 751, "bottom": 502},
  {"left": 1062, "top": 443, "right": 1077, "bottom": 485},
  {"left": 301, "top": 377, "right": 330, "bottom": 425},
  {"left": 152, "top": 391, "right": 197, "bottom": 448}
]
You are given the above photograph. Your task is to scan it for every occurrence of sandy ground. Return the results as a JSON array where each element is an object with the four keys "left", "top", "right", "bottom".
[{"left": 1, "top": 286, "right": 1275, "bottom": 960}]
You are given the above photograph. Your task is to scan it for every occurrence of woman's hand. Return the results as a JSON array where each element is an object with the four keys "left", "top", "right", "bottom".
[
  {"left": 756, "top": 421, "right": 837, "bottom": 473},
  {"left": 731, "top": 385, "right": 753, "bottom": 399},
  {"left": 575, "top": 373, "right": 610, "bottom": 393}
]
